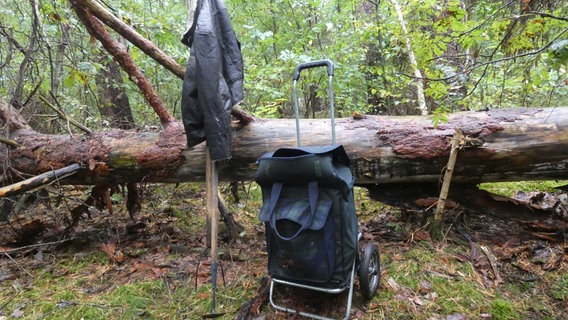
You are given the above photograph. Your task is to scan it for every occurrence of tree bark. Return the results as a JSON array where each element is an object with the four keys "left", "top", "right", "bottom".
[
  {"left": 95, "top": 51, "right": 136, "bottom": 130},
  {"left": 0, "top": 164, "right": 81, "bottom": 197},
  {"left": 2, "top": 98, "right": 568, "bottom": 187},
  {"left": 10, "top": 0, "right": 41, "bottom": 109},
  {"left": 70, "top": 2, "right": 175, "bottom": 126},
  {"left": 68, "top": 0, "right": 255, "bottom": 126},
  {"left": 70, "top": 0, "right": 186, "bottom": 79}
]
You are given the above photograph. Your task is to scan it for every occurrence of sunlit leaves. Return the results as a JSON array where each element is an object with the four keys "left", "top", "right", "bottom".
[
  {"left": 64, "top": 70, "right": 89, "bottom": 88},
  {"left": 431, "top": 106, "right": 449, "bottom": 128}
]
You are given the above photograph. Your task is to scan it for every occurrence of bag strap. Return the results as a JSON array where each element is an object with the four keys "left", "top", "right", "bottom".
[
  {"left": 265, "top": 182, "right": 283, "bottom": 219},
  {"left": 270, "top": 181, "right": 318, "bottom": 241}
]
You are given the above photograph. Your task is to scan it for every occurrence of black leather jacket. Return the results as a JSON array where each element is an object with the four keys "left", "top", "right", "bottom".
[{"left": 181, "top": 0, "right": 244, "bottom": 161}]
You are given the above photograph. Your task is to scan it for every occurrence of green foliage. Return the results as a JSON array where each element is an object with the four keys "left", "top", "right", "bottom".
[
  {"left": 0, "top": 0, "right": 567, "bottom": 129},
  {"left": 549, "top": 39, "right": 568, "bottom": 67},
  {"left": 431, "top": 106, "right": 449, "bottom": 128}
]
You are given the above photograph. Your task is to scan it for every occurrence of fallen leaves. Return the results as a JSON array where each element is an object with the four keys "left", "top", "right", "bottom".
[
  {"left": 495, "top": 241, "right": 567, "bottom": 277},
  {"left": 100, "top": 242, "right": 124, "bottom": 263},
  {"left": 386, "top": 276, "right": 439, "bottom": 309}
]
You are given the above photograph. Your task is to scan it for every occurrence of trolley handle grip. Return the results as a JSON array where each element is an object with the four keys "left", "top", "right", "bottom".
[{"left": 293, "top": 59, "right": 334, "bottom": 81}]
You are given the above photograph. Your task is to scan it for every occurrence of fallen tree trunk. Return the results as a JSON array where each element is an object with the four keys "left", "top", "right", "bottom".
[{"left": 2, "top": 98, "right": 568, "bottom": 186}]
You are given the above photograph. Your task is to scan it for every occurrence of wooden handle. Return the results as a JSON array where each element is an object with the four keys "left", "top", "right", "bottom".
[{"left": 206, "top": 145, "right": 219, "bottom": 262}]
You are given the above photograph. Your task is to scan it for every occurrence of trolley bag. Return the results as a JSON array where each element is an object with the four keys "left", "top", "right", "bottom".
[{"left": 255, "top": 145, "right": 358, "bottom": 287}]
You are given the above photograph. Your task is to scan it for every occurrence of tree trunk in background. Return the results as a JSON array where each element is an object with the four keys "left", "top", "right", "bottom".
[
  {"left": 2, "top": 98, "right": 568, "bottom": 187},
  {"left": 389, "top": 0, "right": 428, "bottom": 115},
  {"left": 359, "top": 1, "right": 391, "bottom": 115},
  {"left": 9, "top": 0, "right": 41, "bottom": 109},
  {"left": 95, "top": 52, "right": 135, "bottom": 130},
  {"left": 51, "top": 19, "right": 70, "bottom": 97},
  {"left": 93, "top": 42, "right": 138, "bottom": 217}
]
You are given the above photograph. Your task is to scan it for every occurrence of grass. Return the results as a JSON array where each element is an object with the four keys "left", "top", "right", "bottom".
[
  {"left": 479, "top": 180, "right": 568, "bottom": 196},
  {"left": 2, "top": 255, "right": 249, "bottom": 319},
  {"left": 377, "top": 243, "right": 493, "bottom": 319},
  {"left": 1, "top": 181, "right": 567, "bottom": 319}
]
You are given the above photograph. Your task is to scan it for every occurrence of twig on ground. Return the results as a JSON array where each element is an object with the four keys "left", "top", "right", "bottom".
[
  {"left": 0, "top": 237, "right": 76, "bottom": 254},
  {"left": 480, "top": 245, "right": 503, "bottom": 284}
]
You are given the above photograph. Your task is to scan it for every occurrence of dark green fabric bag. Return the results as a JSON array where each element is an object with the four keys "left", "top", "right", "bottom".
[{"left": 256, "top": 145, "right": 358, "bottom": 287}]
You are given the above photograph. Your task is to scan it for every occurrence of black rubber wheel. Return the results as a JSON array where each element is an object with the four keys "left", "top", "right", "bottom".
[{"left": 359, "top": 242, "right": 380, "bottom": 299}]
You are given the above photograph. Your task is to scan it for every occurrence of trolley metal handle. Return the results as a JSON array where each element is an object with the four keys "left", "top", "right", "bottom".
[
  {"left": 293, "top": 59, "right": 334, "bottom": 81},
  {"left": 293, "top": 59, "right": 336, "bottom": 147}
]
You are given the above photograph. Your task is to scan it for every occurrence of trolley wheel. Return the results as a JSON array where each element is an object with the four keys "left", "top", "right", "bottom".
[{"left": 359, "top": 242, "right": 380, "bottom": 299}]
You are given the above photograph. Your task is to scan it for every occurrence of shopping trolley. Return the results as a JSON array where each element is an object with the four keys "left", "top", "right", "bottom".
[{"left": 255, "top": 60, "right": 380, "bottom": 320}]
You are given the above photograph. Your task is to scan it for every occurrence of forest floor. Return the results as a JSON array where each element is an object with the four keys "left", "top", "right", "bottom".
[{"left": 0, "top": 182, "right": 567, "bottom": 320}]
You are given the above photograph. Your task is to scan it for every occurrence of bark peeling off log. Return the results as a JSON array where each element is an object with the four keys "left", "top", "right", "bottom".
[
  {"left": 348, "top": 107, "right": 568, "bottom": 183},
  {"left": 3, "top": 102, "right": 568, "bottom": 185},
  {"left": 6, "top": 126, "right": 187, "bottom": 184},
  {"left": 101, "top": 126, "right": 187, "bottom": 182},
  {"left": 9, "top": 130, "right": 109, "bottom": 175},
  {"left": 371, "top": 108, "right": 532, "bottom": 160}
]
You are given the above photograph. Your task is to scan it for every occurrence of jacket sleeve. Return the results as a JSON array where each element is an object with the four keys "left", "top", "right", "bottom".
[{"left": 180, "top": 0, "right": 243, "bottom": 161}]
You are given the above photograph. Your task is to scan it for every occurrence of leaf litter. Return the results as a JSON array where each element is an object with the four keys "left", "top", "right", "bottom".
[{"left": 0, "top": 184, "right": 566, "bottom": 319}]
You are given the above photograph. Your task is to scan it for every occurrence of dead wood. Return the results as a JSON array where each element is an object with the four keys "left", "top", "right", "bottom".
[
  {"left": 3, "top": 99, "right": 568, "bottom": 189},
  {"left": 69, "top": 184, "right": 114, "bottom": 225},
  {"left": 366, "top": 183, "right": 560, "bottom": 221},
  {"left": 126, "top": 182, "right": 141, "bottom": 219},
  {"left": 38, "top": 95, "right": 93, "bottom": 134},
  {"left": 70, "top": 2, "right": 175, "bottom": 126},
  {"left": 366, "top": 183, "right": 567, "bottom": 239},
  {"left": 71, "top": 0, "right": 186, "bottom": 78},
  {"left": 0, "top": 98, "right": 31, "bottom": 132},
  {"left": 218, "top": 196, "right": 245, "bottom": 241},
  {"left": 0, "top": 164, "right": 82, "bottom": 198},
  {"left": 434, "top": 128, "right": 463, "bottom": 227},
  {"left": 233, "top": 277, "right": 270, "bottom": 320}
]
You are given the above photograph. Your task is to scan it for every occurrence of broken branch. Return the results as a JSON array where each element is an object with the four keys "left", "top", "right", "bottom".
[
  {"left": 434, "top": 128, "right": 464, "bottom": 224},
  {"left": 38, "top": 95, "right": 93, "bottom": 134},
  {"left": 70, "top": 2, "right": 175, "bottom": 126},
  {"left": 70, "top": 0, "right": 255, "bottom": 126},
  {"left": 0, "top": 163, "right": 82, "bottom": 197},
  {"left": 0, "top": 137, "right": 18, "bottom": 147},
  {"left": 72, "top": 0, "right": 186, "bottom": 78}
]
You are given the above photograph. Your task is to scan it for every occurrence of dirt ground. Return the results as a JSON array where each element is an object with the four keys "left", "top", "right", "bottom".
[{"left": 0, "top": 184, "right": 567, "bottom": 319}]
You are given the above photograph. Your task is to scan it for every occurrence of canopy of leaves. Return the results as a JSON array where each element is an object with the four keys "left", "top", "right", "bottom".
[{"left": 0, "top": 0, "right": 566, "bottom": 131}]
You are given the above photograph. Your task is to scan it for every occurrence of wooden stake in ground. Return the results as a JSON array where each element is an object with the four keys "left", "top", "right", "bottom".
[
  {"left": 205, "top": 145, "right": 220, "bottom": 316},
  {"left": 432, "top": 128, "right": 464, "bottom": 238}
]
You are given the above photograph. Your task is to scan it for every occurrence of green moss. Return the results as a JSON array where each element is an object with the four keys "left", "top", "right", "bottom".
[
  {"left": 550, "top": 273, "right": 568, "bottom": 300},
  {"left": 108, "top": 152, "right": 141, "bottom": 169},
  {"left": 489, "top": 298, "right": 521, "bottom": 320},
  {"left": 479, "top": 180, "right": 568, "bottom": 197},
  {"left": 107, "top": 280, "right": 166, "bottom": 311}
]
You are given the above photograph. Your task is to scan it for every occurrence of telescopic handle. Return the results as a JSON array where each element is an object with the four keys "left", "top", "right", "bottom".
[
  {"left": 293, "top": 59, "right": 334, "bottom": 81},
  {"left": 292, "top": 59, "right": 336, "bottom": 147}
]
